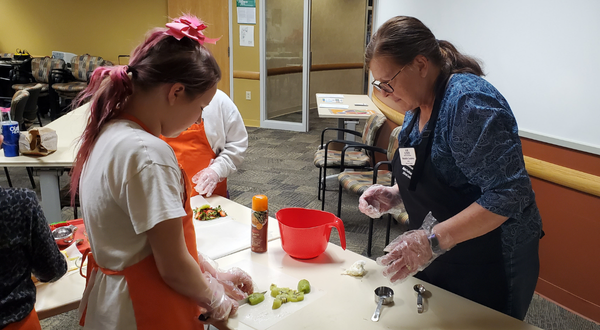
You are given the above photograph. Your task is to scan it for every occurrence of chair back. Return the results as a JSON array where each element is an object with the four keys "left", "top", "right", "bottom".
[
  {"left": 10, "top": 90, "right": 29, "bottom": 121},
  {"left": 387, "top": 126, "right": 403, "bottom": 161},
  {"left": 360, "top": 113, "right": 387, "bottom": 146},
  {"left": 70, "top": 54, "right": 107, "bottom": 81},
  {"left": 31, "top": 57, "right": 66, "bottom": 83},
  {"left": 22, "top": 83, "right": 43, "bottom": 119}
]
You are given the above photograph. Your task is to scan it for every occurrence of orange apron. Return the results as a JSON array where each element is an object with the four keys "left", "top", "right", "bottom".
[
  {"left": 78, "top": 115, "right": 204, "bottom": 330},
  {"left": 162, "top": 121, "right": 228, "bottom": 198},
  {"left": 3, "top": 309, "right": 41, "bottom": 330}
]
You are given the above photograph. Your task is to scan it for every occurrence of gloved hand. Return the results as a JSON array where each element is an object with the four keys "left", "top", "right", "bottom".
[
  {"left": 359, "top": 184, "right": 404, "bottom": 218},
  {"left": 217, "top": 267, "right": 254, "bottom": 300},
  {"left": 192, "top": 164, "right": 222, "bottom": 197},
  {"left": 198, "top": 253, "right": 254, "bottom": 301},
  {"left": 376, "top": 212, "right": 451, "bottom": 283},
  {"left": 203, "top": 272, "right": 239, "bottom": 321}
]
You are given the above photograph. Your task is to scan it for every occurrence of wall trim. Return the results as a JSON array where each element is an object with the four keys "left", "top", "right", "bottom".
[{"left": 519, "top": 130, "right": 600, "bottom": 156}]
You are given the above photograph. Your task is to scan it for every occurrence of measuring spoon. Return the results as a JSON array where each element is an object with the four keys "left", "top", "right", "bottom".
[{"left": 414, "top": 284, "right": 426, "bottom": 313}]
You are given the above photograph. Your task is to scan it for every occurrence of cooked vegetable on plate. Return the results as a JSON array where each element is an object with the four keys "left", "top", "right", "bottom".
[{"left": 193, "top": 204, "right": 227, "bottom": 221}]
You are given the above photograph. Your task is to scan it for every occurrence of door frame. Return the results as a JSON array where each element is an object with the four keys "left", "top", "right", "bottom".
[{"left": 258, "top": 0, "right": 310, "bottom": 132}]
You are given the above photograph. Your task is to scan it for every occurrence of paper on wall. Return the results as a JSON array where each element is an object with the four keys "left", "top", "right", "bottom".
[{"left": 240, "top": 25, "right": 254, "bottom": 47}]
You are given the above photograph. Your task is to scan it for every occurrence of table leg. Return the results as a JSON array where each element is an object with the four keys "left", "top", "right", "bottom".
[
  {"left": 37, "top": 169, "right": 63, "bottom": 224},
  {"left": 337, "top": 119, "right": 359, "bottom": 142},
  {"left": 337, "top": 118, "right": 345, "bottom": 140},
  {"left": 345, "top": 120, "right": 358, "bottom": 141}
]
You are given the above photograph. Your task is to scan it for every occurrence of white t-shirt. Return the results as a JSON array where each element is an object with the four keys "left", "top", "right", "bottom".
[
  {"left": 202, "top": 89, "right": 248, "bottom": 179},
  {"left": 79, "top": 119, "right": 187, "bottom": 329}
]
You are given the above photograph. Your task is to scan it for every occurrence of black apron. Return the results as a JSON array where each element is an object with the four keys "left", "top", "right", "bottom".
[{"left": 392, "top": 75, "right": 508, "bottom": 313}]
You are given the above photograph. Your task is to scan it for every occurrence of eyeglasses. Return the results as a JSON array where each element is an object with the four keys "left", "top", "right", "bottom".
[{"left": 371, "top": 64, "right": 407, "bottom": 93}]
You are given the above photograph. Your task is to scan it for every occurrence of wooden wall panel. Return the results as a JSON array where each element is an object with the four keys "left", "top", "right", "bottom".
[{"left": 168, "top": 0, "right": 230, "bottom": 95}]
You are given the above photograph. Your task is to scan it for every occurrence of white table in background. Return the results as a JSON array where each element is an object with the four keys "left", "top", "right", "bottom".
[
  {"left": 316, "top": 93, "right": 382, "bottom": 141},
  {"left": 221, "top": 239, "right": 542, "bottom": 330},
  {"left": 0, "top": 104, "right": 88, "bottom": 224},
  {"left": 34, "top": 196, "right": 280, "bottom": 319}
]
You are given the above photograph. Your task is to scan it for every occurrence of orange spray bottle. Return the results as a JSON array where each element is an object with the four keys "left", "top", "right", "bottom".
[{"left": 251, "top": 195, "right": 268, "bottom": 253}]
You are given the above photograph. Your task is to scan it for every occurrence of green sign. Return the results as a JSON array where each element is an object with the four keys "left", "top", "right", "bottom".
[{"left": 237, "top": 0, "right": 256, "bottom": 7}]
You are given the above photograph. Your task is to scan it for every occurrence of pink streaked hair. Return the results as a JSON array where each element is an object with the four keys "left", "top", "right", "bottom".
[{"left": 69, "top": 17, "right": 221, "bottom": 206}]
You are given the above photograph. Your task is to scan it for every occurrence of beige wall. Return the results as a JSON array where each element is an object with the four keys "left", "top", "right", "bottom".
[
  {"left": 0, "top": 0, "right": 168, "bottom": 64},
  {"left": 232, "top": 0, "right": 261, "bottom": 127},
  {"left": 309, "top": 0, "right": 366, "bottom": 106}
]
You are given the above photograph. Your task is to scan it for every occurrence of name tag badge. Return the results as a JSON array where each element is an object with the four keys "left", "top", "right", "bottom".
[{"left": 399, "top": 147, "right": 416, "bottom": 166}]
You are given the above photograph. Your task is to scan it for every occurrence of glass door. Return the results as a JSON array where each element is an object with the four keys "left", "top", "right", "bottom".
[
  {"left": 260, "top": 0, "right": 310, "bottom": 132},
  {"left": 261, "top": 0, "right": 367, "bottom": 132}
]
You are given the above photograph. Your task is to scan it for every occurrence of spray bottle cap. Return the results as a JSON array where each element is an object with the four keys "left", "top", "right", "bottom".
[{"left": 252, "top": 195, "right": 268, "bottom": 211}]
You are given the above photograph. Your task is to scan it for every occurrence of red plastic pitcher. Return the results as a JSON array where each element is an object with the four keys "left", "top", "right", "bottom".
[{"left": 276, "top": 208, "right": 346, "bottom": 259}]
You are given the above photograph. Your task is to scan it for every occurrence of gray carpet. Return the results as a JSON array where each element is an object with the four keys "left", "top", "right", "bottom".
[{"left": 2, "top": 110, "right": 599, "bottom": 330}]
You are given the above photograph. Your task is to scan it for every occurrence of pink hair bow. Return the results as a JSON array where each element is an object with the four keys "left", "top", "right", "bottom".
[{"left": 165, "top": 15, "right": 220, "bottom": 45}]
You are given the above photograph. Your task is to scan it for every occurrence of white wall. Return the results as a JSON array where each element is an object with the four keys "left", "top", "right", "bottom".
[{"left": 373, "top": 0, "right": 600, "bottom": 155}]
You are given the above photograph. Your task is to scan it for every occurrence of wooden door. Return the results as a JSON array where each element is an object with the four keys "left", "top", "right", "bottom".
[{"left": 168, "top": 0, "right": 230, "bottom": 95}]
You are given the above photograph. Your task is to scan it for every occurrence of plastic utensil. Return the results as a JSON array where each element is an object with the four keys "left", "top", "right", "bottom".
[
  {"left": 275, "top": 208, "right": 346, "bottom": 259},
  {"left": 371, "top": 286, "right": 394, "bottom": 322}
]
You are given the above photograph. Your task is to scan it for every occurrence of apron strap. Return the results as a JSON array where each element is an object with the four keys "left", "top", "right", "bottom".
[{"left": 408, "top": 74, "right": 452, "bottom": 191}]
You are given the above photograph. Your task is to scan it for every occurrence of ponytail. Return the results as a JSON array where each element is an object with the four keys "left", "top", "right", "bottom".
[
  {"left": 437, "top": 40, "right": 483, "bottom": 77},
  {"left": 69, "top": 65, "right": 133, "bottom": 205},
  {"left": 69, "top": 18, "right": 221, "bottom": 206}
]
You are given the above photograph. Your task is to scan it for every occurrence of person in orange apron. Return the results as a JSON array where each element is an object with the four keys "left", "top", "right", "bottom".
[
  {"left": 162, "top": 89, "right": 248, "bottom": 199},
  {"left": 68, "top": 16, "right": 251, "bottom": 330},
  {"left": 0, "top": 185, "right": 67, "bottom": 330}
]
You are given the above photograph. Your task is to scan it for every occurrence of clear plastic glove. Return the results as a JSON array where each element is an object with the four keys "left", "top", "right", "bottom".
[
  {"left": 203, "top": 272, "right": 239, "bottom": 321},
  {"left": 359, "top": 184, "right": 404, "bottom": 218},
  {"left": 192, "top": 164, "right": 221, "bottom": 197},
  {"left": 198, "top": 253, "right": 254, "bottom": 301},
  {"left": 217, "top": 267, "right": 254, "bottom": 300},
  {"left": 376, "top": 212, "right": 451, "bottom": 283}
]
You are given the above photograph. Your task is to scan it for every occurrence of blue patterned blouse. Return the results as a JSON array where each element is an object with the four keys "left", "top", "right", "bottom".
[{"left": 400, "top": 73, "right": 542, "bottom": 253}]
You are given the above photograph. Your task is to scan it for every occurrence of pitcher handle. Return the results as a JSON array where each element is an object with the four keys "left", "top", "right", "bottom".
[{"left": 331, "top": 217, "right": 346, "bottom": 250}]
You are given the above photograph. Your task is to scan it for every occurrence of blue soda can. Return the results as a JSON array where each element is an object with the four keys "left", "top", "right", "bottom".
[{"left": 2, "top": 121, "right": 20, "bottom": 157}]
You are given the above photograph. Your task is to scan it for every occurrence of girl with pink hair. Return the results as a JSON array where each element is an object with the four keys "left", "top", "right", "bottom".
[{"left": 71, "top": 16, "right": 251, "bottom": 330}]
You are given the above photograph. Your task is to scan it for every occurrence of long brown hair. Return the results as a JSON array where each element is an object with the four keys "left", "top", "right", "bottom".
[
  {"left": 365, "top": 16, "right": 484, "bottom": 78},
  {"left": 70, "top": 23, "right": 221, "bottom": 205}
]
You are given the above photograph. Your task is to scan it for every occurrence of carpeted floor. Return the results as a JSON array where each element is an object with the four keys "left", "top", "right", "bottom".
[{"left": 2, "top": 109, "right": 599, "bottom": 330}]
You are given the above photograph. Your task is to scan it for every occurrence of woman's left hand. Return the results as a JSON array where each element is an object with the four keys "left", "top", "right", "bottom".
[{"left": 376, "top": 230, "right": 433, "bottom": 283}]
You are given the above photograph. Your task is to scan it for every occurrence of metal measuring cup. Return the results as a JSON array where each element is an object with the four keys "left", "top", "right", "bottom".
[{"left": 371, "top": 286, "right": 394, "bottom": 322}]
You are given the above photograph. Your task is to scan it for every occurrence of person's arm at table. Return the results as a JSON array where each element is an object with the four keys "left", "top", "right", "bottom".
[
  {"left": 431, "top": 203, "right": 508, "bottom": 250},
  {"left": 146, "top": 218, "right": 238, "bottom": 321},
  {"left": 28, "top": 190, "right": 68, "bottom": 282}
]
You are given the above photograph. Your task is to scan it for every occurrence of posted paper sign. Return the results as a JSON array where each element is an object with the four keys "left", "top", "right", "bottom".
[
  {"left": 240, "top": 25, "right": 254, "bottom": 47},
  {"left": 237, "top": 7, "right": 256, "bottom": 24}
]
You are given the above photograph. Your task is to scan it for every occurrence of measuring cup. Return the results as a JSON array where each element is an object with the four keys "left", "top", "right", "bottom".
[{"left": 371, "top": 286, "right": 394, "bottom": 322}]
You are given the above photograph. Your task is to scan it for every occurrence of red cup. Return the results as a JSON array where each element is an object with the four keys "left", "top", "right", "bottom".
[{"left": 276, "top": 208, "right": 346, "bottom": 259}]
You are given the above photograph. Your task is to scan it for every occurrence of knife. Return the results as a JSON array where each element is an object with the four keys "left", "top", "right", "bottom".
[{"left": 199, "top": 291, "right": 267, "bottom": 321}]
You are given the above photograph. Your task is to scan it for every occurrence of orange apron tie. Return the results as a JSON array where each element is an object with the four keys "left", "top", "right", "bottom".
[
  {"left": 3, "top": 309, "right": 41, "bottom": 330},
  {"left": 79, "top": 114, "right": 204, "bottom": 330},
  {"left": 162, "top": 121, "right": 228, "bottom": 198}
]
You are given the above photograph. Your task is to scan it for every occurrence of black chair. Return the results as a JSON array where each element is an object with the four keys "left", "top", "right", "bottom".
[
  {"left": 336, "top": 126, "right": 408, "bottom": 256},
  {"left": 20, "top": 83, "right": 43, "bottom": 130},
  {"left": 313, "top": 114, "right": 387, "bottom": 211},
  {"left": 12, "top": 57, "right": 67, "bottom": 121}
]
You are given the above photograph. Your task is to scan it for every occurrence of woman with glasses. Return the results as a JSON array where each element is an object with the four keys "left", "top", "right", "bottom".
[{"left": 359, "top": 16, "right": 542, "bottom": 320}]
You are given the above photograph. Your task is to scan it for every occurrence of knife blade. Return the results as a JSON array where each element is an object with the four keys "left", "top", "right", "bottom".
[{"left": 199, "top": 291, "right": 267, "bottom": 321}]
